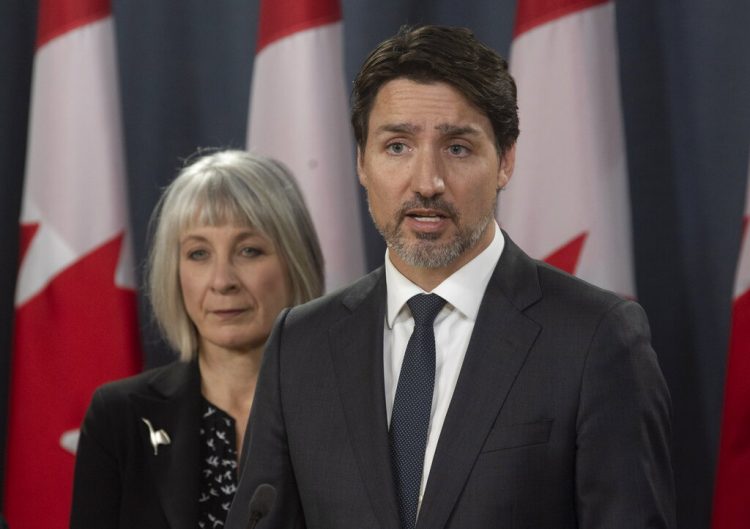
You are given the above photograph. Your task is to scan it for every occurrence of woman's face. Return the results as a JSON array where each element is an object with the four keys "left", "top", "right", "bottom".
[{"left": 179, "top": 223, "right": 291, "bottom": 357}]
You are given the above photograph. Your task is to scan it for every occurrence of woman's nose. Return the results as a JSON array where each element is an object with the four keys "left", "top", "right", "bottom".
[{"left": 210, "top": 258, "right": 239, "bottom": 293}]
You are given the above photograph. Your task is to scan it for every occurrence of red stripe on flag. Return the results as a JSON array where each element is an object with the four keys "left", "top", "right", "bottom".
[
  {"left": 37, "top": 0, "right": 111, "bottom": 49},
  {"left": 256, "top": 0, "right": 341, "bottom": 53},
  {"left": 713, "top": 286, "right": 750, "bottom": 529},
  {"left": 514, "top": 0, "right": 608, "bottom": 37},
  {"left": 713, "top": 214, "right": 750, "bottom": 529},
  {"left": 543, "top": 232, "right": 588, "bottom": 275}
]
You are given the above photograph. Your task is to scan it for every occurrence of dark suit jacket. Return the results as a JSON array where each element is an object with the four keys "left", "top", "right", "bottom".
[
  {"left": 70, "top": 360, "right": 202, "bottom": 529},
  {"left": 225, "top": 234, "right": 675, "bottom": 529}
]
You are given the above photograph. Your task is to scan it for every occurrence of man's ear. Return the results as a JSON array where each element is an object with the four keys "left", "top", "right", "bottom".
[
  {"left": 498, "top": 143, "right": 516, "bottom": 189},
  {"left": 357, "top": 146, "right": 367, "bottom": 186}
]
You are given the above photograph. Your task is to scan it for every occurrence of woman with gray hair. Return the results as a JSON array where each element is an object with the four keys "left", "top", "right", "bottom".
[{"left": 70, "top": 150, "right": 324, "bottom": 529}]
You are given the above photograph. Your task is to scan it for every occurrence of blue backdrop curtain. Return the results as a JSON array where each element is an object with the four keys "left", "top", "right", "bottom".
[{"left": 1, "top": 1, "right": 749, "bottom": 528}]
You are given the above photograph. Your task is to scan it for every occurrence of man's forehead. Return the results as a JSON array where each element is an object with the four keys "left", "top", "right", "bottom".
[{"left": 367, "top": 78, "right": 490, "bottom": 127}]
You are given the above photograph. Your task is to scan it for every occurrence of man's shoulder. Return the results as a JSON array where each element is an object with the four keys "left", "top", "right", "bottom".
[
  {"left": 518, "top": 258, "right": 643, "bottom": 333},
  {"left": 536, "top": 260, "right": 623, "bottom": 303},
  {"left": 498, "top": 233, "right": 626, "bottom": 315},
  {"left": 288, "top": 267, "right": 385, "bottom": 320}
]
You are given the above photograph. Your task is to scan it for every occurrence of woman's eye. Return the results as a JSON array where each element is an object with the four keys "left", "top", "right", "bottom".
[
  {"left": 386, "top": 142, "right": 407, "bottom": 155},
  {"left": 187, "top": 249, "right": 208, "bottom": 260},
  {"left": 241, "top": 247, "right": 261, "bottom": 257}
]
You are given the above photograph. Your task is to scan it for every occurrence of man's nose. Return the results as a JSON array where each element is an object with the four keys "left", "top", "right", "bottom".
[{"left": 410, "top": 148, "right": 446, "bottom": 198}]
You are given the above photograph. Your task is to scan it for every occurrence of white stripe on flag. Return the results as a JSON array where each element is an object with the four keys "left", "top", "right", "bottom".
[
  {"left": 248, "top": 21, "right": 365, "bottom": 291},
  {"left": 17, "top": 18, "right": 134, "bottom": 305},
  {"left": 500, "top": 1, "right": 634, "bottom": 296}
]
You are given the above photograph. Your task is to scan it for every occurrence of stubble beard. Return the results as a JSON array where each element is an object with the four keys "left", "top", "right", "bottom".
[{"left": 370, "top": 195, "right": 496, "bottom": 269}]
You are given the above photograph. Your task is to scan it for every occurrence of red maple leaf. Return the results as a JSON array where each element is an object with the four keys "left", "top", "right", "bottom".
[
  {"left": 5, "top": 233, "right": 142, "bottom": 529},
  {"left": 543, "top": 231, "right": 588, "bottom": 275},
  {"left": 18, "top": 222, "right": 40, "bottom": 269}
]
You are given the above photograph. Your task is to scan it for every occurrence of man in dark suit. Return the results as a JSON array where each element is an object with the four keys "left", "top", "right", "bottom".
[{"left": 226, "top": 25, "right": 675, "bottom": 529}]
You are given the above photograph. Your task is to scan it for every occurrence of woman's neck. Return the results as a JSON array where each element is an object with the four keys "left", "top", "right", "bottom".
[{"left": 198, "top": 347, "right": 261, "bottom": 456}]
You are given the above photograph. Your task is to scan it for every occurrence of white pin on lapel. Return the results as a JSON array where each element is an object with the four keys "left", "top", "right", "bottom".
[{"left": 141, "top": 418, "right": 171, "bottom": 455}]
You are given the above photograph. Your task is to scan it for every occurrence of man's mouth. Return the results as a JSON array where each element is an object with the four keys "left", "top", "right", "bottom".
[
  {"left": 402, "top": 208, "right": 451, "bottom": 232},
  {"left": 406, "top": 209, "right": 447, "bottom": 222}
]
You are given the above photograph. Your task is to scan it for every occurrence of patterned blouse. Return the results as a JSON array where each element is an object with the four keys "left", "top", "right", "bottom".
[{"left": 197, "top": 397, "right": 239, "bottom": 529}]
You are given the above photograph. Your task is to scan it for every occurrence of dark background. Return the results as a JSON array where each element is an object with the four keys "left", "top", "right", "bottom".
[{"left": 2, "top": 1, "right": 749, "bottom": 528}]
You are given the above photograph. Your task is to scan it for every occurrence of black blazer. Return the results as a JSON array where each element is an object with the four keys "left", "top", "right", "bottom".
[
  {"left": 70, "top": 360, "right": 202, "bottom": 529},
  {"left": 225, "top": 233, "right": 675, "bottom": 529}
]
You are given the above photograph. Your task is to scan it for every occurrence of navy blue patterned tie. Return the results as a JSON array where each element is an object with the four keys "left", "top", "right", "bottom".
[{"left": 389, "top": 293, "right": 447, "bottom": 529}]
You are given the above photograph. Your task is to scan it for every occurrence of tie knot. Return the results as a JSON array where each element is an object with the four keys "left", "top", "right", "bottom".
[{"left": 407, "top": 294, "right": 446, "bottom": 327}]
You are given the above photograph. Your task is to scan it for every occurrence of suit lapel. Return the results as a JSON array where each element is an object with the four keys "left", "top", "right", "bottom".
[
  {"left": 417, "top": 235, "right": 543, "bottom": 529},
  {"left": 131, "top": 361, "right": 201, "bottom": 529},
  {"left": 328, "top": 269, "right": 400, "bottom": 529}
]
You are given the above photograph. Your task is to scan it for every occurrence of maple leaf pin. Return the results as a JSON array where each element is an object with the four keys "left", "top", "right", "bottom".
[{"left": 141, "top": 417, "right": 171, "bottom": 455}]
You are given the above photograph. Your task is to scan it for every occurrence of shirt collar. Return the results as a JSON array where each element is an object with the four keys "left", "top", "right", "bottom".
[{"left": 385, "top": 221, "right": 505, "bottom": 328}]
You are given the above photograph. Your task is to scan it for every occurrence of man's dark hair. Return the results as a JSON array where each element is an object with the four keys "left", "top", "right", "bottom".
[{"left": 351, "top": 25, "right": 520, "bottom": 155}]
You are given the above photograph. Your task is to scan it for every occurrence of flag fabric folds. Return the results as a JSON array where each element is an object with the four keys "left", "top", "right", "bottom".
[
  {"left": 712, "top": 158, "right": 750, "bottom": 529},
  {"left": 3, "top": 1, "right": 142, "bottom": 527},
  {"left": 499, "top": 0, "right": 635, "bottom": 297},
  {"left": 247, "top": 0, "right": 365, "bottom": 291}
]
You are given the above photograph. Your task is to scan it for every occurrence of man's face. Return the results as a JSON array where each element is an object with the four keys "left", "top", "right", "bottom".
[{"left": 358, "top": 78, "right": 514, "bottom": 279}]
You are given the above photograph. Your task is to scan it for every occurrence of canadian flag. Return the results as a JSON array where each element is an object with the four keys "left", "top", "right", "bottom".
[
  {"left": 712, "top": 158, "right": 750, "bottom": 529},
  {"left": 3, "top": 1, "right": 142, "bottom": 527},
  {"left": 247, "top": 0, "right": 365, "bottom": 291},
  {"left": 499, "top": 0, "right": 634, "bottom": 297}
]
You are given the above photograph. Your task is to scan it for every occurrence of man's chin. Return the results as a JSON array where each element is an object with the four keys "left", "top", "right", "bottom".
[
  {"left": 413, "top": 231, "right": 444, "bottom": 241},
  {"left": 390, "top": 238, "right": 462, "bottom": 269}
]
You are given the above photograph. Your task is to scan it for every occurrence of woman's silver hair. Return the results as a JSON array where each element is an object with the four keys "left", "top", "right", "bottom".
[{"left": 147, "top": 149, "right": 325, "bottom": 361}]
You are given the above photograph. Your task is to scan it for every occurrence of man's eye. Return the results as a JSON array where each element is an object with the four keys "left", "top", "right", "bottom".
[
  {"left": 386, "top": 142, "right": 407, "bottom": 155},
  {"left": 448, "top": 144, "right": 469, "bottom": 156}
]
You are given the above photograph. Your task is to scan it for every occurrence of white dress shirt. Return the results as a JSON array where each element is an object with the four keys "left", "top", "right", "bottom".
[{"left": 383, "top": 222, "right": 505, "bottom": 508}]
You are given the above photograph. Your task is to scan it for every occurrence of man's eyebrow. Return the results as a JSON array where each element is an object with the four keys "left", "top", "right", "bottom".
[
  {"left": 373, "top": 123, "right": 482, "bottom": 136},
  {"left": 375, "top": 122, "right": 421, "bottom": 134},
  {"left": 436, "top": 124, "right": 481, "bottom": 136}
]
